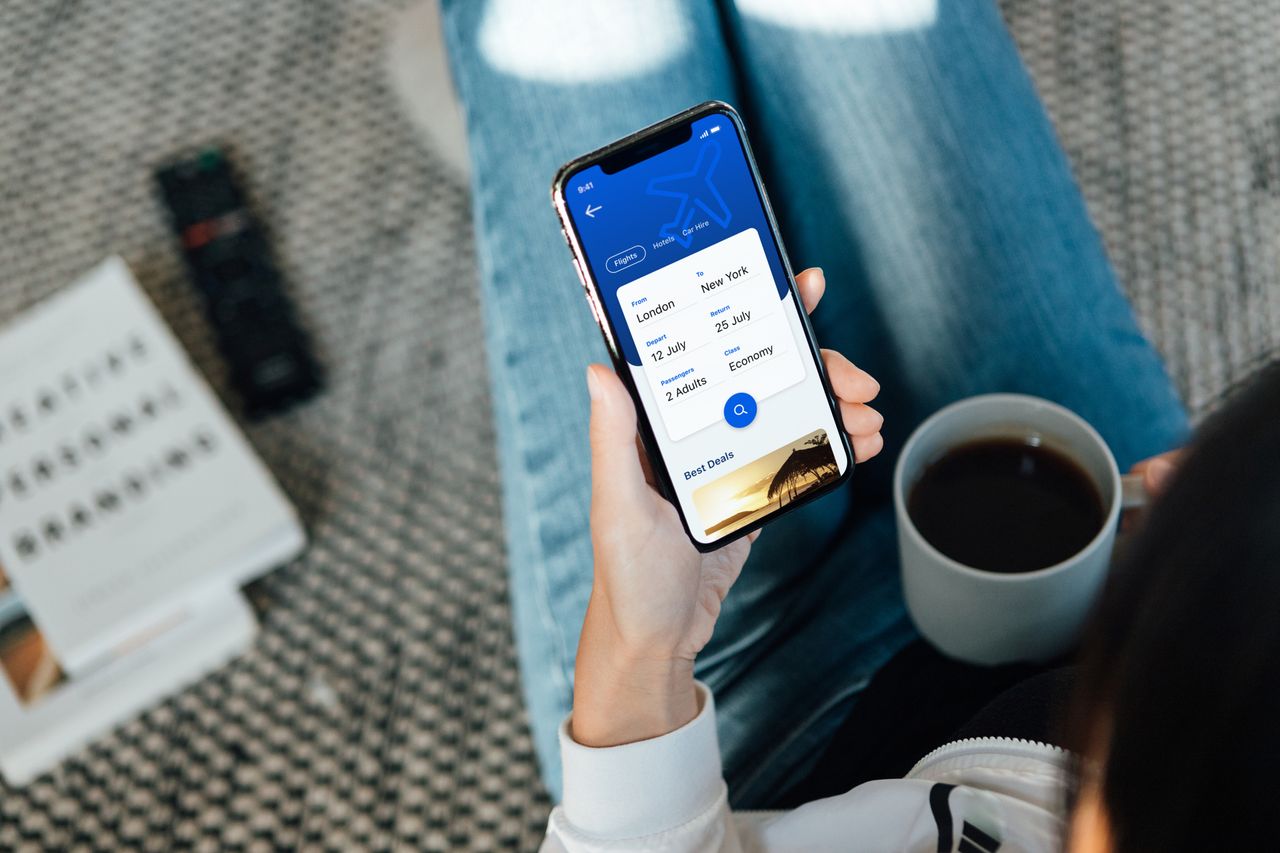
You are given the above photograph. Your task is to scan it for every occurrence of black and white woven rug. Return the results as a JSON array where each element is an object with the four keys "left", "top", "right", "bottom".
[{"left": 0, "top": 1, "right": 1276, "bottom": 850}]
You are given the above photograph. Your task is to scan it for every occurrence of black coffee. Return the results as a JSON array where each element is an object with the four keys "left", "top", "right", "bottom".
[{"left": 908, "top": 438, "right": 1105, "bottom": 574}]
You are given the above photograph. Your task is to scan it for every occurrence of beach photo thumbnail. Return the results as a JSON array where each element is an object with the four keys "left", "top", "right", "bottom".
[{"left": 693, "top": 428, "right": 839, "bottom": 537}]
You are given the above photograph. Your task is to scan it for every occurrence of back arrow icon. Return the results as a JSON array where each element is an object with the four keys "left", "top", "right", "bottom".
[{"left": 585, "top": 204, "right": 603, "bottom": 218}]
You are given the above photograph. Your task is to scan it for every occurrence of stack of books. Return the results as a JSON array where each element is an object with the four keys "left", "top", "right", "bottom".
[{"left": 0, "top": 258, "right": 305, "bottom": 783}]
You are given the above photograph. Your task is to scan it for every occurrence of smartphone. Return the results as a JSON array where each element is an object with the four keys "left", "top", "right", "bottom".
[{"left": 552, "top": 101, "right": 853, "bottom": 551}]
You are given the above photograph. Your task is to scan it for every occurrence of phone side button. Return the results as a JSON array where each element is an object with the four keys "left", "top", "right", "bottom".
[
  {"left": 570, "top": 257, "right": 590, "bottom": 291},
  {"left": 574, "top": 258, "right": 614, "bottom": 348}
]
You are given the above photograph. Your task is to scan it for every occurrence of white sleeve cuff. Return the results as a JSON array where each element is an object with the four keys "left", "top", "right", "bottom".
[{"left": 560, "top": 681, "right": 724, "bottom": 839}]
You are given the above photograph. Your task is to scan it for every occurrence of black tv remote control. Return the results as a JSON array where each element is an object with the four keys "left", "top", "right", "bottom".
[{"left": 156, "top": 148, "right": 322, "bottom": 419}]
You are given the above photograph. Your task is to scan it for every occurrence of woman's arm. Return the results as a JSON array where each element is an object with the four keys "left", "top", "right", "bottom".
[
  {"left": 545, "top": 269, "right": 884, "bottom": 850},
  {"left": 571, "top": 267, "right": 882, "bottom": 750}
]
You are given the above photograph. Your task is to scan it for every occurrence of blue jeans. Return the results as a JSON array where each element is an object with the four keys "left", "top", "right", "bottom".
[{"left": 441, "top": 0, "right": 1188, "bottom": 806}]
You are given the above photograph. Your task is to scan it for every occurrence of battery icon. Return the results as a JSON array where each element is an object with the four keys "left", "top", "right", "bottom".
[{"left": 709, "top": 125, "right": 722, "bottom": 134}]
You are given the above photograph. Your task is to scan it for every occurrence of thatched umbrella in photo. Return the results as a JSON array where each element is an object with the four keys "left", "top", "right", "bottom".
[{"left": 767, "top": 441, "right": 838, "bottom": 506}]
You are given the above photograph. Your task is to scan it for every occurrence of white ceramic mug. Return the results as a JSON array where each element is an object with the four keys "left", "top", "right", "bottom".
[{"left": 894, "top": 394, "right": 1146, "bottom": 666}]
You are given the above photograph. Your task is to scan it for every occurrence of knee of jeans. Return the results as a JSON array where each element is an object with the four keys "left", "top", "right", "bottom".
[
  {"left": 478, "top": 0, "right": 691, "bottom": 84},
  {"left": 734, "top": 0, "right": 937, "bottom": 33}
]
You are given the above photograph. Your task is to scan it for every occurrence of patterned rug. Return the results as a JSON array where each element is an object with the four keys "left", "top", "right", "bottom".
[
  {"left": 0, "top": 1, "right": 1275, "bottom": 850},
  {"left": 1003, "top": 0, "right": 1280, "bottom": 413}
]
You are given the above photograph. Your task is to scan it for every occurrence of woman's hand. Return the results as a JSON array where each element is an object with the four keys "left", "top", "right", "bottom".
[
  {"left": 1121, "top": 449, "right": 1183, "bottom": 532},
  {"left": 1130, "top": 449, "right": 1183, "bottom": 496},
  {"left": 571, "top": 267, "right": 883, "bottom": 747}
]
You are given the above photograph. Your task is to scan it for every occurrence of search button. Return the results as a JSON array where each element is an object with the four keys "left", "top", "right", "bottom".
[{"left": 724, "top": 392, "right": 757, "bottom": 429}]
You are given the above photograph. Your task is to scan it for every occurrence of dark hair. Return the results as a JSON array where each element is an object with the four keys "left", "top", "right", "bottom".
[{"left": 1068, "top": 361, "right": 1280, "bottom": 852}]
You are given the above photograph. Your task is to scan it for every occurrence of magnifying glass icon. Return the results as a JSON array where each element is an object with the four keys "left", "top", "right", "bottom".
[{"left": 724, "top": 393, "right": 757, "bottom": 428}]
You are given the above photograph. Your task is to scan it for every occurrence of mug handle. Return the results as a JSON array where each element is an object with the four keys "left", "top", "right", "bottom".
[{"left": 1120, "top": 472, "right": 1149, "bottom": 510}]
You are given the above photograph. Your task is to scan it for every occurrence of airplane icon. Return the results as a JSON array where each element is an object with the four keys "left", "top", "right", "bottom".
[{"left": 646, "top": 141, "right": 731, "bottom": 248}]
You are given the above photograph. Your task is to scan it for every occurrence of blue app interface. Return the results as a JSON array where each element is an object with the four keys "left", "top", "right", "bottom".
[{"left": 566, "top": 110, "right": 848, "bottom": 542}]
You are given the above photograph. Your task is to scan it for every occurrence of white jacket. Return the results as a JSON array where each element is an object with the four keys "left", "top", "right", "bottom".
[{"left": 542, "top": 683, "right": 1069, "bottom": 852}]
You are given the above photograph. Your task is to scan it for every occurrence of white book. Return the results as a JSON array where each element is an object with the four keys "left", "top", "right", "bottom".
[{"left": 0, "top": 258, "right": 306, "bottom": 782}]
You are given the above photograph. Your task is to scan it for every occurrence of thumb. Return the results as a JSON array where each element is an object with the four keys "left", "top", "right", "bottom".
[{"left": 587, "top": 364, "right": 651, "bottom": 510}]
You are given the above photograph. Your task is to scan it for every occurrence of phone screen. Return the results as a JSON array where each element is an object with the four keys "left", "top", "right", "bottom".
[{"left": 561, "top": 106, "right": 850, "bottom": 546}]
